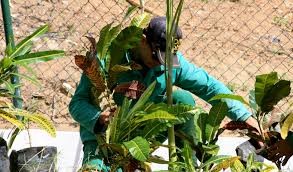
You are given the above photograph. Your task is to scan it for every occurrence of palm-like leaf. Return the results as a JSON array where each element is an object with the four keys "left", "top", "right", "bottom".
[{"left": 0, "top": 109, "right": 24, "bottom": 129}]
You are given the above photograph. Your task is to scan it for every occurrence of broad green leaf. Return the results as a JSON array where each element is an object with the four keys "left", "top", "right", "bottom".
[
  {"left": 249, "top": 90, "right": 258, "bottom": 112},
  {"left": 261, "top": 80, "right": 291, "bottom": 112},
  {"left": 230, "top": 159, "right": 245, "bottom": 172},
  {"left": 255, "top": 72, "right": 278, "bottom": 106},
  {"left": 202, "top": 144, "right": 220, "bottom": 155},
  {"left": 6, "top": 109, "right": 56, "bottom": 137},
  {"left": 135, "top": 110, "right": 176, "bottom": 123},
  {"left": 128, "top": 81, "right": 156, "bottom": 116},
  {"left": 123, "top": 6, "right": 138, "bottom": 21},
  {"left": 13, "top": 50, "right": 64, "bottom": 64},
  {"left": 205, "top": 102, "right": 228, "bottom": 143},
  {"left": 110, "top": 26, "right": 142, "bottom": 68},
  {"left": 10, "top": 25, "right": 48, "bottom": 58},
  {"left": 194, "top": 112, "right": 208, "bottom": 143},
  {"left": 0, "top": 109, "right": 24, "bottom": 129},
  {"left": 209, "top": 94, "right": 249, "bottom": 106},
  {"left": 200, "top": 155, "right": 232, "bottom": 169},
  {"left": 281, "top": 112, "right": 293, "bottom": 139},
  {"left": 211, "top": 156, "right": 240, "bottom": 172},
  {"left": 131, "top": 13, "right": 151, "bottom": 28},
  {"left": 123, "top": 136, "right": 150, "bottom": 161},
  {"left": 97, "top": 24, "right": 121, "bottom": 60},
  {"left": 182, "top": 142, "right": 196, "bottom": 172}
]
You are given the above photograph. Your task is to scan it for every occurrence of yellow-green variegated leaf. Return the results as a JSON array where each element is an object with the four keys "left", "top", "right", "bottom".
[
  {"left": 281, "top": 112, "right": 293, "bottom": 139},
  {"left": 230, "top": 159, "right": 245, "bottom": 172},
  {"left": 0, "top": 109, "right": 24, "bottom": 129},
  {"left": 6, "top": 109, "right": 56, "bottom": 137},
  {"left": 211, "top": 156, "right": 240, "bottom": 172},
  {"left": 111, "top": 64, "right": 132, "bottom": 72},
  {"left": 131, "top": 13, "right": 151, "bottom": 28}
]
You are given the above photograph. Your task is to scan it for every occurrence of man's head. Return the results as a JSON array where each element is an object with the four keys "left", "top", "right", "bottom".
[{"left": 132, "top": 16, "right": 183, "bottom": 68}]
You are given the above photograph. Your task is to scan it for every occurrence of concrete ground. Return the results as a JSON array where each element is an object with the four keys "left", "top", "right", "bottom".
[{"left": 0, "top": 129, "right": 292, "bottom": 172}]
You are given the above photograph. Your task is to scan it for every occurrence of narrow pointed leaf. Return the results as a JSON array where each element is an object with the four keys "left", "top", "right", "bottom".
[
  {"left": 255, "top": 72, "right": 278, "bottom": 106},
  {"left": 6, "top": 109, "right": 56, "bottom": 137},
  {"left": 107, "top": 107, "right": 121, "bottom": 143},
  {"left": 182, "top": 142, "right": 196, "bottom": 172},
  {"left": 123, "top": 136, "right": 150, "bottom": 161},
  {"left": 128, "top": 81, "right": 156, "bottom": 115},
  {"left": 261, "top": 80, "right": 291, "bottom": 112},
  {"left": 13, "top": 50, "right": 64, "bottom": 64},
  {"left": 124, "top": 6, "right": 138, "bottom": 20},
  {"left": 205, "top": 102, "right": 228, "bottom": 143},
  {"left": 0, "top": 109, "right": 24, "bottom": 129},
  {"left": 131, "top": 13, "right": 151, "bottom": 28},
  {"left": 10, "top": 25, "right": 48, "bottom": 58},
  {"left": 135, "top": 110, "right": 176, "bottom": 123},
  {"left": 209, "top": 94, "right": 249, "bottom": 106},
  {"left": 281, "top": 112, "right": 293, "bottom": 139},
  {"left": 10, "top": 72, "right": 40, "bottom": 86},
  {"left": 140, "top": 121, "right": 171, "bottom": 139}
]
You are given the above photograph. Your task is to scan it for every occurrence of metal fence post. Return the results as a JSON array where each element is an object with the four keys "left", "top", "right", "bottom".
[{"left": 1, "top": 0, "right": 22, "bottom": 110}]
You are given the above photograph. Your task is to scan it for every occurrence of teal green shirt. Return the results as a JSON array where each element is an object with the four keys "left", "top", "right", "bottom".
[{"left": 69, "top": 52, "right": 251, "bottom": 142}]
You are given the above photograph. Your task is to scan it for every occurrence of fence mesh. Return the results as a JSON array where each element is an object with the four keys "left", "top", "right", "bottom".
[{"left": 0, "top": 0, "right": 292, "bottom": 129}]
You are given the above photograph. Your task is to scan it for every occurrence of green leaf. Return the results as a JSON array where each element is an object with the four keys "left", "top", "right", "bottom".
[
  {"left": 10, "top": 25, "right": 48, "bottom": 58},
  {"left": 205, "top": 102, "right": 228, "bottom": 143},
  {"left": 128, "top": 81, "right": 156, "bottom": 116},
  {"left": 182, "top": 142, "right": 196, "bottom": 172},
  {"left": 5, "top": 42, "right": 13, "bottom": 56},
  {"left": 107, "top": 107, "right": 121, "bottom": 143},
  {"left": 123, "top": 6, "right": 138, "bottom": 21},
  {"left": 230, "top": 159, "right": 245, "bottom": 172},
  {"left": 97, "top": 24, "right": 121, "bottom": 60},
  {"left": 13, "top": 50, "right": 64, "bottom": 64},
  {"left": 140, "top": 121, "right": 171, "bottom": 139},
  {"left": 255, "top": 72, "right": 278, "bottom": 106},
  {"left": 110, "top": 26, "right": 142, "bottom": 68},
  {"left": 211, "top": 157, "right": 240, "bottom": 172},
  {"left": 0, "top": 109, "right": 24, "bottom": 129},
  {"left": 281, "top": 112, "right": 293, "bottom": 139},
  {"left": 261, "top": 80, "right": 291, "bottom": 112},
  {"left": 249, "top": 90, "right": 258, "bottom": 112},
  {"left": 200, "top": 155, "right": 232, "bottom": 169},
  {"left": 202, "top": 144, "right": 220, "bottom": 155},
  {"left": 194, "top": 112, "right": 208, "bottom": 143},
  {"left": 123, "top": 136, "right": 150, "bottom": 161},
  {"left": 209, "top": 94, "right": 249, "bottom": 106},
  {"left": 148, "top": 156, "right": 169, "bottom": 164},
  {"left": 135, "top": 110, "right": 177, "bottom": 123},
  {"left": 10, "top": 72, "right": 40, "bottom": 86},
  {"left": 131, "top": 13, "right": 151, "bottom": 28}
]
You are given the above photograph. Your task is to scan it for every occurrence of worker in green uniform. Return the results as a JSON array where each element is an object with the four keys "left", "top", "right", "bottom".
[{"left": 69, "top": 16, "right": 262, "bottom": 171}]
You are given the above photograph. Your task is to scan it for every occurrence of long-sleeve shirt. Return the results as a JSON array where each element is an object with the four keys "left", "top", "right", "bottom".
[{"left": 69, "top": 52, "right": 251, "bottom": 143}]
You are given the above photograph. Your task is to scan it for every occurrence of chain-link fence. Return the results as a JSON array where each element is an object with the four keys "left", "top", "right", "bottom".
[{"left": 0, "top": 0, "right": 292, "bottom": 130}]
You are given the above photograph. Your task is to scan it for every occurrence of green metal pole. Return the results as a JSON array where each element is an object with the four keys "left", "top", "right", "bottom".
[{"left": 1, "top": 0, "right": 22, "bottom": 109}]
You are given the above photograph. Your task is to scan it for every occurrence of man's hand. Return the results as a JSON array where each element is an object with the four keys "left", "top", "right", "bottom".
[
  {"left": 98, "top": 109, "right": 115, "bottom": 125},
  {"left": 267, "top": 139, "right": 293, "bottom": 167}
]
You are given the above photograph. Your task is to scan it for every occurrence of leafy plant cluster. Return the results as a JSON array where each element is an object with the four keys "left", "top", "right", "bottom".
[{"left": 0, "top": 25, "right": 64, "bottom": 147}]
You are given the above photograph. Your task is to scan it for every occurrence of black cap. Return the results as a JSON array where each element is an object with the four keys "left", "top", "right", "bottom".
[{"left": 143, "top": 16, "right": 182, "bottom": 67}]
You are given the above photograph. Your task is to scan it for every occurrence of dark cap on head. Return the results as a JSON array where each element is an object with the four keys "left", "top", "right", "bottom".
[{"left": 143, "top": 16, "right": 182, "bottom": 67}]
